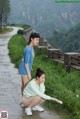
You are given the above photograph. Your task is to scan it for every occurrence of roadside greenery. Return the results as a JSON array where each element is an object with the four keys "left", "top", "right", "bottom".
[
  {"left": 10, "top": 23, "right": 31, "bottom": 30},
  {"left": 8, "top": 34, "right": 27, "bottom": 67},
  {"left": 8, "top": 34, "right": 80, "bottom": 119},
  {"left": 0, "top": 27, "right": 13, "bottom": 34}
]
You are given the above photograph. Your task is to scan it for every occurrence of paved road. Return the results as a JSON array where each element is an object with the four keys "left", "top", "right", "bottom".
[{"left": 0, "top": 27, "right": 64, "bottom": 119}]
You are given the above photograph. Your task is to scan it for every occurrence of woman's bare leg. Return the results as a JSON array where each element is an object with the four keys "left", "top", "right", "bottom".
[
  {"left": 21, "top": 75, "right": 29, "bottom": 95},
  {"left": 38, "top": 98, "right": 45, "bottom": 105},
  {"left": 22, "top": 96, "right": 44, "bottom": 108}
]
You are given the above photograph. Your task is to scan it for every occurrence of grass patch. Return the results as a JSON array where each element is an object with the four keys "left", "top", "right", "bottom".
[
  {"left": 8, "top": 34, "right": 80, "bottom": 119},
  {"left": 0, "top": 27, "right": 13, "bottom": 34},
  {"left": 10, "top": 23, "right": 31, "bottom": 30},
  {"left": 8, "top": 34, "right": 27, "bottom": 67}
]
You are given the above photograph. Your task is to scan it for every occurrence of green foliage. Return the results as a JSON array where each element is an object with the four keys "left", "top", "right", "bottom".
[
  {"left": 8, "top": 34, "right": 80, "bottom": 119},
  {"left": 17, "top": 29, "right": 24, "bottom": 35},
  {"left": 48, "top": 23, "right": 80, "bottom": 52},
  {"left": 8, "top": 34, "right": 27, "bottom": 68},
  {"left": 9, "top": 0, "right": 80, "bottom": 37},
  {"left": 11, "top": 24, "right": 31, "bottom": 30},
  {"left": 0, "top": 27, "right": 13, "bottom": 34},
  {"left": 0, "top": 0, "right": 10, "bottom": 29},
  {"left": 33, "top": 54, "right": 80, "bottom": 119}
]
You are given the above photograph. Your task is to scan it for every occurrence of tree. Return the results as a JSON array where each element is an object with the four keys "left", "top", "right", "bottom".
[{"left": 0, "top": 0, "right": 10, "bottom": 31}]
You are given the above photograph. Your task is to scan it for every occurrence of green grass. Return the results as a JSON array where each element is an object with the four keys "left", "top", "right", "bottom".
[
  {"left": 33, "top": 54, "right": 80, "bottom": 119},
  {"left": 8, "top": 34, "right": 27, "bottom": 67},
  {"left": 8, "top": 34, "right": 80, "bottom": 119},
  {"left": 0, "top": 27, "right": 13, "bottom": 34},
  {"left": 11, "top": 23, "right": 31, "bottom": 30}
]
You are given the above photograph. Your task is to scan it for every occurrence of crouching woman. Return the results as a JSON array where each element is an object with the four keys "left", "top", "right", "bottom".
[{"left": 22, "top": 68, "right": 63, "bottom": 115}]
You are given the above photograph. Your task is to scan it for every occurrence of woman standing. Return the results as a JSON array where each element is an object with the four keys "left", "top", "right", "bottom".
[
  {"left": 19, "top": 32, "right": 40, "bottom": 95},
  {"left": 22, "top": 68, "right": 63, "bottom": 115}
]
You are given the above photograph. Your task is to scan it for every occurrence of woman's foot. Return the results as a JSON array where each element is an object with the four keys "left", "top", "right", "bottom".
[
  {"left": 25, "top": 107, "right": 32, "bottom": 115},
  {"left": 32, "top": 105, "right": 44, "bottom": 112}
]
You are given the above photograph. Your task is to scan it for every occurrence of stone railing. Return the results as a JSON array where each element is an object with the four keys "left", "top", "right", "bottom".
[
  {"left": 37, "top": 37, "right": 80, "bottom": 72},
  {"left": 24, "top": 30, "right": 80, "bottom": 72}
]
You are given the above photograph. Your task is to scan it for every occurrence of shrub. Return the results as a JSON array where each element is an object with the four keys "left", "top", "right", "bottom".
[{"left": 17, "top": 29, "right": 24, "bottom": 35}]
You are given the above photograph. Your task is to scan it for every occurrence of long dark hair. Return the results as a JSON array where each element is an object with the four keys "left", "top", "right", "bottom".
[
  {"left": 28, "top": 32, "right": 40, "bottom": 45},
  {"left": 35, "top": 68, "right": 45, "bottom": 78}
]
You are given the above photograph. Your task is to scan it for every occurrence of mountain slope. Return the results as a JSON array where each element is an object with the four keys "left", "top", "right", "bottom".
[
  {"left": 48, "top": 23, "right": 80, "bottom": 52},
  {"left": 9, "top": 0, "right": 80, "bottom": 37}
]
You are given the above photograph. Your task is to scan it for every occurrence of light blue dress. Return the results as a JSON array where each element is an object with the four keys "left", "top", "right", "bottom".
[{"left": 19, "top": 45, "right": 34, "bottom": 75}]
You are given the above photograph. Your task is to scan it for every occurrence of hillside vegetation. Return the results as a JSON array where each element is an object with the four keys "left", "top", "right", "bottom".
[
  {"left": 8, "top": 33, "right": 80, "bottom": 119},
  {"left": 9, "top": 0, "right": 80, "bottom": 37},
  {"left": 48, "top": 23, "right": 80, "bottom": 52}
]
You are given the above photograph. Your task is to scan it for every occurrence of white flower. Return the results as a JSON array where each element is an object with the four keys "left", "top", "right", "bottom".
[{"left": 76, "top": 95, "right": 79, "bottom": 98}]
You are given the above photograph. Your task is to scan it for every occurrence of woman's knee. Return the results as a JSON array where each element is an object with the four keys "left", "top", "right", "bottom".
[{"left": 22, "top": 96, "right": 29, "bottom": 106}]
